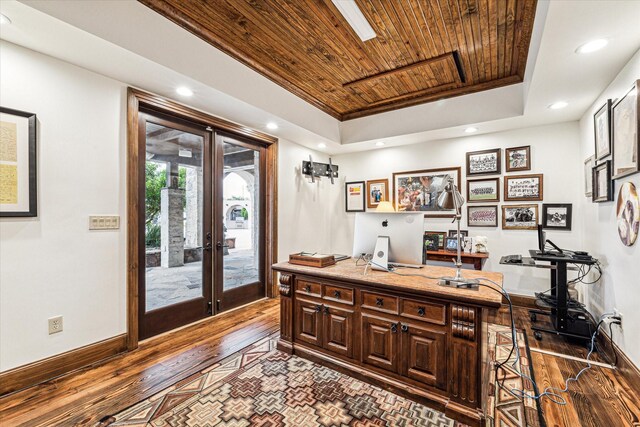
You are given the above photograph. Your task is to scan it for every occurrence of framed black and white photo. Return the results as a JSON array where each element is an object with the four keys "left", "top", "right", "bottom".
[
  {"left": 592, "top": 161, "right": 613, "bottom": 203},
  {"left": 467, "top": 177, "right": 500, "bottom": 203},
  {"left": 584, "top": 155, "right": 595, "bottom": 197},
  {"left": 0, "top": 107, "right": 37, "bottom": 217},
  {"left": 594, "top": 99, "right": 612, "bottom": 160},
  {"left": 445, "top": 237, "right": 459, "bottom": 251},
  {"left": 542, "top": 204, "right": 572, "bottom": 230},
  {"left": 611, "top": 80, "right": 639, "bottom": 179},
  {"left": 466, "top": 148, "right": 501, "bottom": 176},
  {"left": 467, "top": 205, "right": 498, "bottom": 227},
  {"left": 345, "top": 181, "right": 365, "bottom": 212},
  {"left": 393, "top": 167, "right": 461, "bottom": 217},
  {"left": 502, "top": 204, "right": 539, "bottom": 230},
  {"left": 505, "top": 145, "right": 531, "bottom": 172},
  {"left": 448, "top": 229, "right": 468, "bottom": 238},
  {"left": 504, "top": 174, "right": 543, "bottom": 201}
]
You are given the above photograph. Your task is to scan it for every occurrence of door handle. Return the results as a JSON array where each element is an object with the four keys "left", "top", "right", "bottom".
[{"left": 216, "top": 242, "right": 230, "bottom": 249}]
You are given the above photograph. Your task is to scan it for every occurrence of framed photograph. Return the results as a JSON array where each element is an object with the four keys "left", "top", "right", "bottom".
[
  {"left": 505, "top": 145, "right": 531, "bottom": 172},
  {"left": 611, "top": 80, "right": 639, "bottom": 179},
  {"left": 366, "top": 178, "right": 389, "bottom": 209},
  {"left": 504, "top": 174, "right": 543, "bottom": 201},
  {"left": 345, "top": 181, "right": 365, "bottom": 212},
  {"left": 448, "top": 229, "right": 468, "bottom": 238},
  {"left": 0, "top": 107, "right": 37, "bottom": 217},
  {"left": 467, "top": 177, "right": 500, "bottom": 203},
  {"left": 592, "top": 161, "right": 613, "bottom": 203},
  {"left": 445, "top": 237, "right": 459, "bottom": 251},
  {"left": 466, "top": 148, "right": 501, "bottom": 176},
  {"left": 425, "top": 230, "right": 447, "bottom": 249},
  {"left": 502, "top": 204, "right": 539, "bottom": 230},
  {"left": 594, "top": 100, "right": 612, "bottom": 160},
  {"left": 542, "top": 203, "right": 572, "bottom": 231},
  {"left": 467, "top": 205, "right": 498, "bottom": 227},
  {"left": 393, "top": 167, "right": 461, "bottom": 217},
  {"left": 584, "top": 155, "right": 595, "bottom": 197}
]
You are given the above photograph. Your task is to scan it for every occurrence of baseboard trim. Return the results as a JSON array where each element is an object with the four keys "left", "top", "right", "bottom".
[
  {"left": 596, "top": 327, "right": 640, "bottom": 382},
  {"left": 0, "top": 333, "right": 128, "bottom": 396}
]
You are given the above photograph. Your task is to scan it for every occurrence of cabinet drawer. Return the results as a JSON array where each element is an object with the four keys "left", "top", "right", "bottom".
[
  {"left": 400, "top": 299, "right": 447, "bottom": 325},
  {"left": 323, "top": 285, "right": 354, "bottom": 305},
  {"left": 361, "top": 291, "right": 399, "bottom": 315},
  {"left": 295, "top": 280, "right": 322, "bottom": 298}
]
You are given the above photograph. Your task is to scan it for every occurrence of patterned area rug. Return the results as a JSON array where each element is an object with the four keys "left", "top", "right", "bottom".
[
  {"left": 486, "top": 324, "right": 545, "bottom": 427},
  {"left": 104, "top": 325, "right": 543, "bottom": 427}
]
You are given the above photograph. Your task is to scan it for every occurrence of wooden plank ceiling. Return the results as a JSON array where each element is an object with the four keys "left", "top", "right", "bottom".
[{"left": 139, "top": 0, "right": 538, "bottom": 121}]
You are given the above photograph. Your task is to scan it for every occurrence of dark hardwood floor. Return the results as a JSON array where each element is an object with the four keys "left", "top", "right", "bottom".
[{"left": 0, "top": 298, "right": 638, "bottom": 426}]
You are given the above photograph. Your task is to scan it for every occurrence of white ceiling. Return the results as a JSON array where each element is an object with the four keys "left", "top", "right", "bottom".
[{"left": 1, "top": 0, "right": 639, "bottom": 155}]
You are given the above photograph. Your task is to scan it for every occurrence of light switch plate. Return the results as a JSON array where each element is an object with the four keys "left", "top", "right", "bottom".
[{"left": 89, "top": 215, "right": 120, "bottom": 230}]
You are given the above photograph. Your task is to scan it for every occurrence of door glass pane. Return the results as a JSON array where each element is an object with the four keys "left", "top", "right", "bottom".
[
  {"left": 222, "top": 140, "right": 260, "bottom": 290},
  {"left": 145, "top": 121, "right": 204, "bottom": 311}
]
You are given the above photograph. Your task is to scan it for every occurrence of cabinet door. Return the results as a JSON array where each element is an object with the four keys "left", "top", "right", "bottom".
[
  {"left": 401, "top": 323, "right": 447, "bottom": 390},
  {"left": 323, "top": 305, "right": 354, "bottom": 358},
  {"left": 361, "top": 313, "right": 398, "bottom": 373},
  {"left": 294, "top": 298, "right": 323, "bottom": 347}
]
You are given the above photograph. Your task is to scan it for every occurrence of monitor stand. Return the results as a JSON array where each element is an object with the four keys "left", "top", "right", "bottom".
[
  {"left": 371, "top": 236, "right": 389, "bottom": 271},
  {"left": 535, "top": 239, "right": 566, "bottom": 257}
]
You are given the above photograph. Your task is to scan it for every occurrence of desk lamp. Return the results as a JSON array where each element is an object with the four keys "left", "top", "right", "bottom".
[{"left": 436, "top": 177, "right": 479, "bottom": 289}]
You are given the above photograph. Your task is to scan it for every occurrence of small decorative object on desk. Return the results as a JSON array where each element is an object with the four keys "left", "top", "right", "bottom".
[
  {"left": 289, "top": 252, "right": 336, "bottom": 268},
  {"left": 463, "top": 237, "right": 474, "bottom": 253},
  {"left": 475, "top": 236, "right": 488, "bottom": 253},
  {"left": 617, "top": 182, "right": 639, "bottom": 246}
]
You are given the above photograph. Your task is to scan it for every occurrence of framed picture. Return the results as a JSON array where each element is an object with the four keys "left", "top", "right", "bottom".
[
  {"left": 502, "top": 204, "right": 539, "bottom": 230},
  {"left": 594, "top": 100, "right": 612, "bottom": 160},
  {"left": 611, "top": 80, "right": 639, "bottom": 179},
  {"left": 393, "top": 167, "right": 461, "bottom": 217},
  {"left": 592, "top": 161, "right": 613, "bottom": 202},
  {"left": 466, "top": 148, "right": 501, "bottom": 176},
  {"left": 617, "top": 182, "right": 639, "bottom": 247},
  {"left": 425, "top": 230, "right": 447, "bottom": 249},
  {"left": 366, "top": 178, "right": 389, "bottom": 209},
  {"left": 505, "top": 145, "right": 531, "bottom": 172},
  {"left": 448, "top": 229, "right": 468, "bottom": 238},
  {"left": 584, "top": 155, "right": 595, "bottom": 197},
  {"left": 504, "top": 174, "right": 543, "bottom": 201},
  {"left": 0, "top": 107, "right": 37, "bottom": 217},
  {"left": 467, "top": 205, "right": 498, "bottom": 227},
  {"left": 345, "top": 181, "right": 365, "bottom": 212},
  {"left": 542, "top": 203, "right": 572, "bottom": 231},
  {"left": 467, "top": 177, "right": 500, "bottom": 203},
  {"left": 445, "top": 237, "right": 459, "bottom": 251}
]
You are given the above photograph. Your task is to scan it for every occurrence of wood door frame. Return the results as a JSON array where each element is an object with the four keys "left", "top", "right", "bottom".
[{"left": 127, "top": 87, "right": 278, "bottom": 350}]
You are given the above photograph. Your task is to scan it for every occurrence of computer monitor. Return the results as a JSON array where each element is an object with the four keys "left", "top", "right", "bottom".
[
  {"left": 537, "top": 224, "right": 564, "bottom": 255},
  {"left": 352, "top": 212, "right": 424, "bottom": 267}
]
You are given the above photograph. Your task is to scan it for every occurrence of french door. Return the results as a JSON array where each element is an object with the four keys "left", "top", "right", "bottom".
[{"left": 138, "top": 110, "right": 266, "bottom": 340}]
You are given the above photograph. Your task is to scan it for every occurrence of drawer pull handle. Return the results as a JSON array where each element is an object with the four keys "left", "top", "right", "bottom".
[
  {"left": 333, "top": 290, "right": 341, "bottom": 298},
  {"left": 390, "top": 323, "right": 398, "bottom": 333},
  {"left": 305, "top": 285, "right": 311, "bottom": 293},
  {"left": 417, "top": 307, "right": 426, "bottom": 317},
  {"left": 323, "top": 306, "right": 330, "bottom": 315},
  {"left": 376, "top": 298, "right": 384, "bottom": 307},
  {"left": 315, "top": 304, "right": 322, "bottom": 312},
  {"left": 401, "top": 324, "right": 409, "bottom": 333}
]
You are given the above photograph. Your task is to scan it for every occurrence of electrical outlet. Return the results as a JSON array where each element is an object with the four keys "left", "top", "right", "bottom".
[
  {"left": 48, "top": 316, "right": 63, "bottom": 334},
  {"left": 613, "top": 308, "right": 623, "bottom": 328}
]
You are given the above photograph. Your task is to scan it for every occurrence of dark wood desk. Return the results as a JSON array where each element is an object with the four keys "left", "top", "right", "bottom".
[
  {"left": 273, "top": 260, "right": 503, "bottom": 426},
  {"left": 426, "top": 250, "right": 489, "bottom": 270}
]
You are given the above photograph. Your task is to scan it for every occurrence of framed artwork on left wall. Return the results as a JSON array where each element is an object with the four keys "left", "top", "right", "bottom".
[
  {"left": 345, "top": 181, "right": 365, "bottom": 212},
  {"left": 0, "top": 107, "right": 37, "bottom": 217}
]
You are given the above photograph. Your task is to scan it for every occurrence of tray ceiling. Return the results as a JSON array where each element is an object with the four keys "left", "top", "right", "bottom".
[{"left": 139, "top": 0, "right": 537, "bottom": 121}]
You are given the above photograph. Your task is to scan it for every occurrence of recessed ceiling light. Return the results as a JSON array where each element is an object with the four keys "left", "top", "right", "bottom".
[
  {"left": 318, "top": 143, "right": 327, "bottom": 149},
  {"left": 0, "top": 14, "right": 11, "bottom": 25},
  {"left": 176, "top": 86, "right": 193, "bottom": 97},
  {"left": 548, "top": 101, "right": 568, "bottom": 110},
  {"left": 266, "top": 122, "right": 278, "bottom": 130},
  {"left": 464, "top": 127, "right": 478, "bottom": 133},
  {"left": 576, "top": 39, "right": 608, "bottom": 54},
  {"left": 375, "top": 141, "right": 385, "bottom": 147},
  {"left": 331, "top": 0, "right": 376, "bottom": 41}
]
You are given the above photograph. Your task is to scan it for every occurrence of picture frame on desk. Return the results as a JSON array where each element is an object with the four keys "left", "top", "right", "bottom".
[
  {"left": 425, "top": 230, "right": 446, "bottom": 249},
  {"left": 448, "top": 229, "right": 468, "bottom": 238},
  {"left": 445, "top": 237, "right": 459, "bottom": 251}
]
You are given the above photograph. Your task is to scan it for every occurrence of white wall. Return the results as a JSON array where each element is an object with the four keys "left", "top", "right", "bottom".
[
  {"left": 0, "top": 41, "right": 327, "bottom": 371},
  {"left": 0, "top": 41, "right": 127, "bottom": 371},
  {"left": 577, "top": 48, "right": 640, "bottom": 368},
  {"left": 329, "top": 122, "right": 583, "bottom": 296}
]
